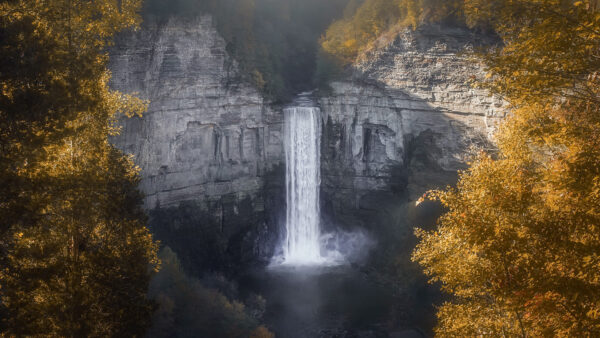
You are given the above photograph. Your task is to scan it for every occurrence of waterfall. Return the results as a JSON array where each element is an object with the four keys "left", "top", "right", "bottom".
[{"left": 283, "top": 106, "right": 322, "bottom": 264}]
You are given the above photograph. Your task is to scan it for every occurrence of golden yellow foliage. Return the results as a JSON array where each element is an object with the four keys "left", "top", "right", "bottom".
[
  {"left": 413, "top": 0, "right": 600, "bottom": 336},
  {"left": 320, "top": 0, "right": 464, "bottom": 64},
  {"left": 250, "top": 325, "right": 276, "bottom": 338},
  {"left": 0, "top": 0, "right": 159, "bottom": 336}
]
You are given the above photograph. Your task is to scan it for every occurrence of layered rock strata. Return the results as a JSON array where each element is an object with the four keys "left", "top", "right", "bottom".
[
  {"left": 109, "top": 15, "right": 284, "bottom": 270},
  {"left": 319, "top": 24, "right": 506, "bottom": 229},
  {"left": 109, "top": 16, "right": 505, "bottom": 268}
]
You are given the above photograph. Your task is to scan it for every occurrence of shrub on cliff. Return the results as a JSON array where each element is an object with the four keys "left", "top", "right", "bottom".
[{"left": 320, "top": 0, "right": 465, "bottom": 65}]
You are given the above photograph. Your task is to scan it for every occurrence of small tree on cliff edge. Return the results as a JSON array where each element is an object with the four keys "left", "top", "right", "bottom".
[
  {"left": 413, "top": 0, "right": 600, "bottom": 336},
  {"left": 0, "top": 0, "right": 159, "bottom": 336}
]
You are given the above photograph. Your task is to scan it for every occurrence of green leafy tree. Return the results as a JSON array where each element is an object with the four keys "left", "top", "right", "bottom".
[
  {"left": 0, "top": 0, "right": 159, "bottom": 336},
  {"left": 413, "top": 0, "right": 600, "bottom": 336}
]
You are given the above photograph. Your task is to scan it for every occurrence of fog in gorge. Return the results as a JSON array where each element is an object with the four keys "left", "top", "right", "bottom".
[{"left": 143, "top": 0, "right": 353, "bottom": 101}]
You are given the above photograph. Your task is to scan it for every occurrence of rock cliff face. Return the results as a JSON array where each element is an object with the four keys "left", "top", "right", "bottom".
[
  {"left": 318, "top": 24, "right": 505, "bottom": 231},
  {"left": 109, "top": 16, "right": 504, "bottom": 270},
  {"left": 110, "top": 15, "right": 283, "bottom": 208},
  {"left": 109, "top": 16, "right": 285, "bottom": 272},
  {"left": 316, "top": 27, "right": 507, "bottom": 325}
]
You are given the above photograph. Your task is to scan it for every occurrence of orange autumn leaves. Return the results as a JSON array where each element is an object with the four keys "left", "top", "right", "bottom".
[
  {"left": 0, "top": 1, "right": 159, "bottom": 336},
  {"left": 320, "top": 0, "right": 464, "bottom": 64},
  {"left": 412, "top": 1, "right": 600, "bottom": 336}
]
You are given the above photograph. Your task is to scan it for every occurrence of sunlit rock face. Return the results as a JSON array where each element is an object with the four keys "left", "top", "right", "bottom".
[
  {"left": 108, "top": 15, "right": 285, "bottom": 271},
  {"left": 319, "top": 24, "right": 506, "bottom": 231}
]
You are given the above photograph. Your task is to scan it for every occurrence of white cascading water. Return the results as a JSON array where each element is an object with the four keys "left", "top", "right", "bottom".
[{"left": 283, "top": 106, "right": 322, "bottom": 264}]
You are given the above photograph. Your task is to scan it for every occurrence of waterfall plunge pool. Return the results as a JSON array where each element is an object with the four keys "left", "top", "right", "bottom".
[
  {"left": 239, "top": 265, "right": 396, "bottom": 337},
  {"left": 240, "top": 94, "right": 432, "bottom": 337}
]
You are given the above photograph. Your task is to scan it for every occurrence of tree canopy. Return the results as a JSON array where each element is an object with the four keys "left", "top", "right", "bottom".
[
  {"left": 320, "top": 0, "right": 464, "bottom": 64},
  {"left": 413, "top": 0, "right": 600, "bottom": 336},
  {"left": 0, "top": 0, "right": 159, "bottom": 335}
]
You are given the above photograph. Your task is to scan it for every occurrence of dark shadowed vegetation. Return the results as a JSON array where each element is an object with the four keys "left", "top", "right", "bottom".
[{"left": 147, "top": 247, "right": 273, "bottom": 337}]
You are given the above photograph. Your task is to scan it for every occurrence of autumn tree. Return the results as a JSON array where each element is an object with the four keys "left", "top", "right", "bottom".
[
  {"left": 413, "top": 0, "right": 600, "bottom": 336},
  {"left": 320, "top": 0, "right": 463, "bottom": 64},
  {"left": 0, "top": 0, "right": 159, "bottom": 336}
]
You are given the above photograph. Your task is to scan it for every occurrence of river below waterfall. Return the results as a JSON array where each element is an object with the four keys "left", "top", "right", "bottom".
[{"left": 239, "top": 266, "right": 430, "bottom": 338}]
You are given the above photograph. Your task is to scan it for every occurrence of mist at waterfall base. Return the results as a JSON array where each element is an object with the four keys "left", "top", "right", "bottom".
[
  {"left": 271, "top": 228, "right": 376, "bottom": 267},
  {"left": 236, "top": 98, "right": 433, "bottom": 337},
  {"left": 270, "top": 104, "right": 374, "bottom": 267}
]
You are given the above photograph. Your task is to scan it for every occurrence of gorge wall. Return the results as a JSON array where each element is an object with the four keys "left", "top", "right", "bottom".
[
  {"left": 109, "top": 15, "right": 285, "bottom": 273},
  {"left": 319, "top": 24, "right": 505, "bottom": 234},
  {"left": 316, "top": 26, "right": 506, "bottom": 325},
  {"left": 109, "top": 16, "right": 504, "bottom": 272}
]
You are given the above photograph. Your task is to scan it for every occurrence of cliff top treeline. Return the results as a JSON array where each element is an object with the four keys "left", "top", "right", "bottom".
[{"left": 321, "top": 0, "right": 469, "bottom": 64}]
